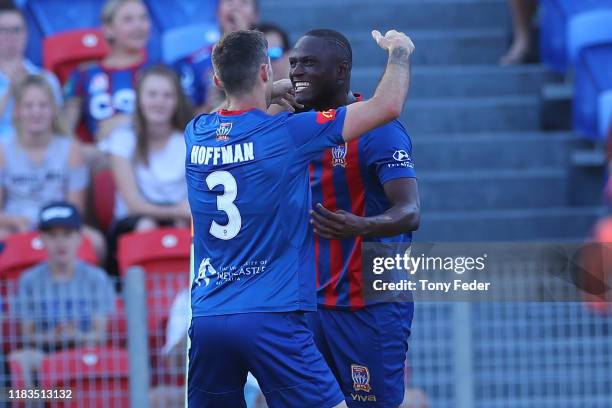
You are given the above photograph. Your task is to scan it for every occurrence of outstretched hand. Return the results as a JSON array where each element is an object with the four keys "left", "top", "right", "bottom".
[{"left": 372, "top": 29, "right": 415, "bottom": 57}]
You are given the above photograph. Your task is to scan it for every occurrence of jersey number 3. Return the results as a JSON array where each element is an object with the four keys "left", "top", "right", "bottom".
[{"left": 206, "top": 171, "right": 241, "bottom": 240}]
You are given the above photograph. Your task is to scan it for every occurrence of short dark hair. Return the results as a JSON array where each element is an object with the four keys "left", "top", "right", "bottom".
[
  {"left": 212, "top": 30, "right": 268, "bottom": 96},
  {"left": 0, "top": 0, "right": 23, "bottom": 17},
  {"left": 304, "top": 29, "right": 352, "bottom": 67},
  {"left": 253, "top": 22, "right": 290, "bottom": 51}
]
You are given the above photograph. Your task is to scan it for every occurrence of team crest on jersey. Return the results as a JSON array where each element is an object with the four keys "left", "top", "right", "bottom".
[
  {"left": 351, "top": 364, "right": 372, "bottom": 392},
  {"left": 89, "top": 72, "right": 109, "bottom": 94},
  {"left": 216, "top": 122, "right": 232, "bottom": 141},
  {"left": 332, "top": 143, "right": 348, "bottom": 167}
]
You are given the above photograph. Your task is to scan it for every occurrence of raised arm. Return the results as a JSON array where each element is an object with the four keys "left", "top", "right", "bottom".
[{"left": 342, "top": 30, "right": 415, "bottom": 142}]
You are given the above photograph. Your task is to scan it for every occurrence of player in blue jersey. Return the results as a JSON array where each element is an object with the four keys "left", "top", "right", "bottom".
[
  {"left": 185, "top": 29, "right": 415, "bottom": 408},
  {"left": 289, "top": 30, "right": 420, "bottom": 407}
]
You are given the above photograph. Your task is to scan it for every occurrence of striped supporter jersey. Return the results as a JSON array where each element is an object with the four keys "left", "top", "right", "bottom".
[{"left": 310, "top": 117, "right": 416, "bottom": 309}]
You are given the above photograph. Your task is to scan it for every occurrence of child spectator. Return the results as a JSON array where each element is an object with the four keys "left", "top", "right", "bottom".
[
  {"left": 173, "top": 0, "right": 259, "bottom": 112},
  {"left": 0, "top": 75, "right": 106, "bottom": 258},
  {"left": 9, "top": 202, "right": 116, "bottom": 388},
  {"left": 254, "top": 22, "right": 291, "bottom": 81},
  {"left": 0, "top": 2, "right": 62, "bottom": 141},
  {"left": 62, "top": 0, "right": 152, "bottom": 145},
  {"left": 108, "top": 65, "right": 192, "bottom": 238}
]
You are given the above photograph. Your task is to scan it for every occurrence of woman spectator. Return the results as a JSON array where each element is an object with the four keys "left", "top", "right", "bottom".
[
  {"left": 63, "top": 0, "right": 152, "bottom": 145},
  {"left": 0, "top": 2, "right": 62, "bottom": 141},
  {"left": 0, "top": 75, "right": 105, "bottom": 258},
  {"left": 108, "top": 65, "right": 192, "bottom": 239}
]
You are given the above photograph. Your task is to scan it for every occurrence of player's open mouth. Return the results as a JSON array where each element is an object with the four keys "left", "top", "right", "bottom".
[{"left": 294, "top": 82, "right": 310, "bottom": 92}]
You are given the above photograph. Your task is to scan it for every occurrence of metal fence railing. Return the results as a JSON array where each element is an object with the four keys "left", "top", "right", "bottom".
[{"left": 2, "top": 265, "right": 612, "bottom": 407}]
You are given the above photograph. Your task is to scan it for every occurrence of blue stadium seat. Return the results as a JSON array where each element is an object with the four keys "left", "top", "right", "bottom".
[
  {"left": 145, "top": 0, "right": 217, "bottom": 30},
  {"left": 568, "top": 10, "right": 612, "bottom": 63},
  {"left": 25, "top": 0, "right": 104, "bottom": 35},
  {"left": 540, "top": 0, "right": 612, "bottom": 74},
  {"left": 161, "top": 23, "right": 219, "bottom": 63},
  {"left": 573, "top": 44, "right": 612, "bottom": 140}
]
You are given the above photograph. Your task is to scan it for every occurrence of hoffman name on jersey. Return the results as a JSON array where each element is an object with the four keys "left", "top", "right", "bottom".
[{"left": 190, "top": 142, "right": 255, "bottom": 166}]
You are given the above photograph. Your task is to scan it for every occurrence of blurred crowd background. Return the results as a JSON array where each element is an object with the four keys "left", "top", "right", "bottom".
[{"left": 0, "top": 0, "right": 612, "bottom": 407}]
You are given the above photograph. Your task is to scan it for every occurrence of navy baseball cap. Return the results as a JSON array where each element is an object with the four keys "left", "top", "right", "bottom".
[{"left": 38, "top": 202, "right": 82, "bottom": 231}]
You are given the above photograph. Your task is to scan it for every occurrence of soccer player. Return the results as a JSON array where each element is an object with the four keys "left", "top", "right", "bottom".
[
  {"left": 185, "top": 29, "right": 415, "bottom": 408},
  {"left": 290, "top": 29, "right": 420, "bottom": 407}
]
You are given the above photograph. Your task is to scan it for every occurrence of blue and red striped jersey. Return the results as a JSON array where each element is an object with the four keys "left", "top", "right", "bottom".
[
  {"left": 64, "top": 59, "right": 151, "bottom": 139},
  {"left": 310, "top": 118, "right": 416, "bottom": 309}
]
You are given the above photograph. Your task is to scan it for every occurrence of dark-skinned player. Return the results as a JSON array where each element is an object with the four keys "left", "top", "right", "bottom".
[{"left": 290, "top": 29, "right": 420, "bottom": 408}]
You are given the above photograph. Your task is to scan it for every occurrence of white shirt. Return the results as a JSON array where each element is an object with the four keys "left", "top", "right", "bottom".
[{"left": 107, "top": 127, "right": 187, "bottom": 219}]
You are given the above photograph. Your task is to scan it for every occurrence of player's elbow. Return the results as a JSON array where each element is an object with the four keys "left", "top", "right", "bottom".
[
  {"left": 386, "top": 102, "right": 403, "bottom": 121},
  {"left": 401, "top": 204, "right": 420, "bottom": 232}
]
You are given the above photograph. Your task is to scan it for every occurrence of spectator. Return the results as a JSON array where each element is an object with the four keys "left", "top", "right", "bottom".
[
  {"left": 173, "top": 0, "right": 259, "bottom": 112},
  {"left": 9, "top": 202, "right": 116, "bottom": 388},
  {"left": 0, "top": 75, "right": 106, "bottom": 259},
  {"left": 0, "top": 2, "right": 62, "bottom": 141},
  {"left": 62, "top": 0, "right": 152, "bottom": 145},
  {"left": 500, "top": 0, "right": 538, "bottom": 65},
  {"left": 254, "top": 22, "right": 291, "bottom": 81},
  {"left": 108, "top": 65, "right": 192, "bottom": 239}
]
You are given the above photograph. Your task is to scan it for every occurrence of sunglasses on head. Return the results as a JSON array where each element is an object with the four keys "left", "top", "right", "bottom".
[{"left": 268, "top": 47, "right": 284, "bottom": 60}]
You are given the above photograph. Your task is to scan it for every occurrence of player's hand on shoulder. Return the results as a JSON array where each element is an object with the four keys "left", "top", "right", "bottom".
[
  {"left": 310, "top": 203, "right": 368, "bottom": 240},
  {"left": 372, "top": 29, "right": 415, "bottom": 57}
]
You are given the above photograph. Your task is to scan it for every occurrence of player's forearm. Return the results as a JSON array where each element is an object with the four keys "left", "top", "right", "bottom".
[
  {"left": 362, "top": 203, "right": 420, "bottom": 237},
  {"left": 371, "top": 46, "right": 412, "bottom": 120}
]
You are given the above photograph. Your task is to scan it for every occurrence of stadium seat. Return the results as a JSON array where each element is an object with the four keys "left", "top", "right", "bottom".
[
  {"left": 567, "top": 10, "right": 612, "bottom": 64},
  {"left": 161, "top": 23, "right": 219, "bottom": 64},
  {"left": 39, "top": 347, "right": 130, "bottom": 408},
  {"left": 540, "top": 0, "right": 612, "bottom": 74},
  {"left": 43, "top": 29, "right": 110, "bottom": 84},
  {"left": 117, "top": 228, "right": 190, "bottom": 275},
  {"left": 599, "top": 89, "right": 612, "bottom": 138},
  {"left": 145, "top": 0, "right": 217, "bottom": 30},
  {"left": 0, "top": 232, "right": 98, "bottom": 296},
  {"left": 118, "top": 227, "right": 190, "bottom": 323},
  {"left": 573, "top": 44, "right": 612, "bottom": 140},
  {"left": 92, "top": 170, "right": 116, "bottom": 232}
]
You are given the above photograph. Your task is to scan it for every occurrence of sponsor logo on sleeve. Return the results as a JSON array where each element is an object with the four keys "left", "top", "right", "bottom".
[{"left": 316, "top": 109, "right": 336, "bottom": 124}]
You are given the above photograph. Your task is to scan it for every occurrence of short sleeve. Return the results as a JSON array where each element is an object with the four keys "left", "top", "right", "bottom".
[
  {"left": 88, "top": 266, "right": 116, "bottom": 316},
  {"left": 363, "top": 121, "right": 416, "bottom": 185},
  {"left": 12, "top": 269, "right": 35, "bottom": 321},
  {"left": 106, "top": 127, "right": 136, "bottom": 159},
  {"left": 285, "top": 107, "right": 347, "bottom": 162},
  {"left": 63, "top": 68, "right": 83, "bottom": 99}
]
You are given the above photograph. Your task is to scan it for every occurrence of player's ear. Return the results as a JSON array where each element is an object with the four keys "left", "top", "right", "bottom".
[
  {"left": 260, "top": 63, "right": 271, "bottom": 84},
  {"left": 337, "top": 61, "right": 350, "bottom": 81},
  {"left": 213, "top": 75, "right": 225, "bottom": 91}
]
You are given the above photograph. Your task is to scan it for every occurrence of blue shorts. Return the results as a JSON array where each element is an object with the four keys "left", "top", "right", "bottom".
[
  {"left": 188, "top": 312, "right": 345, "bottom": 408},
  {"left": 306, "top": 302, "right": 414, "bottom": 408}
]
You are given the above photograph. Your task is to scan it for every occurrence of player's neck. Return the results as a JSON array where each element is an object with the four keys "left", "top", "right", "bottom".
[
  {"left": 226, "top": 92, "right": 267, "bottom": 113},
  {"left": 313, "top": 93, "right": 349, "bottom": 111}
]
